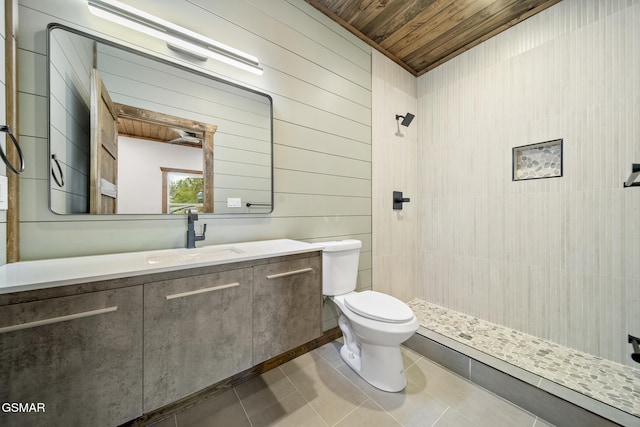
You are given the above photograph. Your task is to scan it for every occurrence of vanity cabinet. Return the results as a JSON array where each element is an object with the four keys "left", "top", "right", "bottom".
[
  {"left": 143, "top": 267, "right": 253, "bottom": 412},
  {"left": 0, "top": 286, "right": 143, "bottom": 427},
  {"left": 252, "top": 255, "right": 322, "bottom": 364},
  {"left": 143, "top": 253, "right": 322, "bottom": 410},
  {"left": 0, "top": 245, "right": 323, "bottom": 424}
]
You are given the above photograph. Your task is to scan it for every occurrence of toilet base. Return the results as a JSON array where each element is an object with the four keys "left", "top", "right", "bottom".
[{"left": 340, "top": 342, "right": 407, "bottom": 392}]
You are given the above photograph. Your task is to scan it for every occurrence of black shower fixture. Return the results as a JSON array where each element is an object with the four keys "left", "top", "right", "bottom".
[
  {"left": 623, "top": 163, "right": 640, "bottom": 187},
  {"left": 395, "top": 113, "right": 415, "bottom": 127},
  {"left": 629, "top": 335, "right": 640, "bottom": 363}
]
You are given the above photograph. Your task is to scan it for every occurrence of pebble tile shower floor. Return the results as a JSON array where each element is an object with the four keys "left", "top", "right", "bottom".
[{"left": 407, "top": 299, "right": 640, "bottom": 418}]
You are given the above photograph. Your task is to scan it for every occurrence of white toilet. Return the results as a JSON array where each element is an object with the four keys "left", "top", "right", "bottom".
[{"left": 321, "top": 240, "right": 418, "bottom": 392}]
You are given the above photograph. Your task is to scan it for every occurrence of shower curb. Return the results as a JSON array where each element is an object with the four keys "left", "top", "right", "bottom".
[{"left": 406, "top": 328, "right": 637, "bottom": 427}]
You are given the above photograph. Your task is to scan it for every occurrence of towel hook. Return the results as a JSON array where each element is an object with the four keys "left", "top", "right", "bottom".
[
  {"left": 51, "top": 154, "right": 64, "bottom": 187},
  {"left": 0, "top": 125, "right": 25, "bottom": 174}
]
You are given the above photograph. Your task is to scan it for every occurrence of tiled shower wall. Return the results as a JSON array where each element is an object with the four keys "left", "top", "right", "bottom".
[
  {"left": 417, "top": 0, "right": 640, "bottom": 367},
  {"left": 371, "top": 50, "right": 418, "bottom": 303}
]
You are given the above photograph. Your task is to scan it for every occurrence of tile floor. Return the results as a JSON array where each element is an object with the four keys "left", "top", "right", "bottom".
[{"left": 152, "top": 341, "right": 551, "bottom": 427}]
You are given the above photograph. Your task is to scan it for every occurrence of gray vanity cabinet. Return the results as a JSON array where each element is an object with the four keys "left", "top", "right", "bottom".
[
  {"left": 143, "top": 267, "right": 253, "bottom": 412},
  {"left": 252, "top": 254, "right": 322, "bottom": 364},
  {"left": 0, "top": 249, "right": 323, "bottom": 424},
  {"left": 0, "top": 286, "right": 143, "bottom": 427}
]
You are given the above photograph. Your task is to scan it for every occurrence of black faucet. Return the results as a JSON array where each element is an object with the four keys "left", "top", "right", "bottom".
[{"left": 186, "top": 209, "right": 206, "bottom": 249}]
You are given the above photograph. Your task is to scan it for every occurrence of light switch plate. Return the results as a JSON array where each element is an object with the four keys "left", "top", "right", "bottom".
[
  {"left": 227, "top": 197, "right": 241, "bottom": 208},
  {"left": 0, "top": 175, "right": 7, "bottom": 210}
]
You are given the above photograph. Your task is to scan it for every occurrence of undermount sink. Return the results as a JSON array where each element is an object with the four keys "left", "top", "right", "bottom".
[
  {"left": 146, "top": 246, "right": 245, "bottom": 265},
  {"left": 138, "top": 239, "right": 317, "bottom": 270}
]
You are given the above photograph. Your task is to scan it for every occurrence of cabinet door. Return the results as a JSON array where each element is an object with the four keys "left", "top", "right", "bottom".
[
  {"left": 143, "top": 268, "right": 253, "bottom": 412},
  {"left": 252, "top": 255, "right": 322, "bottom": 364},
  {"left": 0, "top": 286, "right": 143, "bottom": 427}
]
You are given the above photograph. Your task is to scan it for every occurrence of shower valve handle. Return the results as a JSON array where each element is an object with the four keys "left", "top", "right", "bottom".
[{"left": 393, "top": 191, "right": 410, "bottom": 210}]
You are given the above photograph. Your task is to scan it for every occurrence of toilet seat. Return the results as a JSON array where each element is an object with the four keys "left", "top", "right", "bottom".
[{"left": 344, "top": 291, "right": 414, "bottom": 323}]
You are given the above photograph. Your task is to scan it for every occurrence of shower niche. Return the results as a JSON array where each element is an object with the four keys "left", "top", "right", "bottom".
[{"left": 512, "top": 138, "right": 563, "bottom": 181}]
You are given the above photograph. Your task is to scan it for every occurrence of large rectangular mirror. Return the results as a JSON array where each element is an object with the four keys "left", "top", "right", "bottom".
[{"left": 48, "top": 25, "right": 273, "bottom": 215}]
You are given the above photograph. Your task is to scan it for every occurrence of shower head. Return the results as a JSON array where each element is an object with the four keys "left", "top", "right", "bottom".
[{"left": 396, "top": 113, "right": 415, "bottom": 127}]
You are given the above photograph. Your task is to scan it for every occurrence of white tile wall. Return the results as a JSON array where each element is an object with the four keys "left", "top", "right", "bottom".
[{"left": 417, "top": 0, "right": 640, "bottom": 367}]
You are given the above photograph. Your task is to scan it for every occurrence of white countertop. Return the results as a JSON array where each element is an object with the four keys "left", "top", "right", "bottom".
[{"left": 0, "top": 239, "right": 320, "bottom": 295}]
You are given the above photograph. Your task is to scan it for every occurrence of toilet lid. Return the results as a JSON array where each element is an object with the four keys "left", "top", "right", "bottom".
[{"left": 344, "top": 291, "right": 414, "bottom": 323}]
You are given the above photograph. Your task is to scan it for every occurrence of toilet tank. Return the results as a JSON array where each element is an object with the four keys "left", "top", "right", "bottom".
[{"left": 321, "top": 240, "right": 362, "bottom": 296}]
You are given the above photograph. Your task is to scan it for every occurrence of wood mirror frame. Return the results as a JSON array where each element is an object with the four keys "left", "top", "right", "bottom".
[{"left": 6, "top": 0, "right": 19, "bottom": 262}]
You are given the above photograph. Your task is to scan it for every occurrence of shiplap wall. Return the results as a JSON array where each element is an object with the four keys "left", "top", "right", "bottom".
[
  {"left": 16, "top": 0, "right": 372, "bottom": 319},
  {"left": 418, "top": 0, "right": 640, "bottom": 366},
  {"left": 0, "top": 0, "right": 6, "bottom": 265},
  {"left": 49, "top": 29, "right": 92, "bottom": 213}
]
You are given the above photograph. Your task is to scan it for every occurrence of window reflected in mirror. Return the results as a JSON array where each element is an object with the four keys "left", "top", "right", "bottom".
[{"left": 163, "top": 169, "right": 204, "bottom": 214}]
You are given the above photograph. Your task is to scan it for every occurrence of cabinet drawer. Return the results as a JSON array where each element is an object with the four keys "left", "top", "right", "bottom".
[
  {"left": 252, "top": 255, "right": 322, "bottom": 364},
  {"left": 143, "top": 268, "right": 253, "bottom": 412},
  {"left": 0, "top": 286, "right": 143, "bottom": 427}
]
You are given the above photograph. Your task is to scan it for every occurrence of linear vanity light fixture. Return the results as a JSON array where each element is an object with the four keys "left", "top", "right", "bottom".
[{"left": 87, "top": 0, "right": 263, "bottom": 75}]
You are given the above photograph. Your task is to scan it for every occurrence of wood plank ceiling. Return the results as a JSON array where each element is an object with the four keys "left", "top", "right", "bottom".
[{"left": 305, "top": 0, "right": 562, "bottom": 76}]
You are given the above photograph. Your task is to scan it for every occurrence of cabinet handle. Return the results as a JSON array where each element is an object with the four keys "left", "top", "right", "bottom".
[
  {"left": 266, "top": 267, "right": 313, "bottom": 280},
  {"left": 165, "top": 282, "right": 240, "bottom": 300},
  {"left": 0, "top": 306, "right": 118, "bottom": 334}
]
